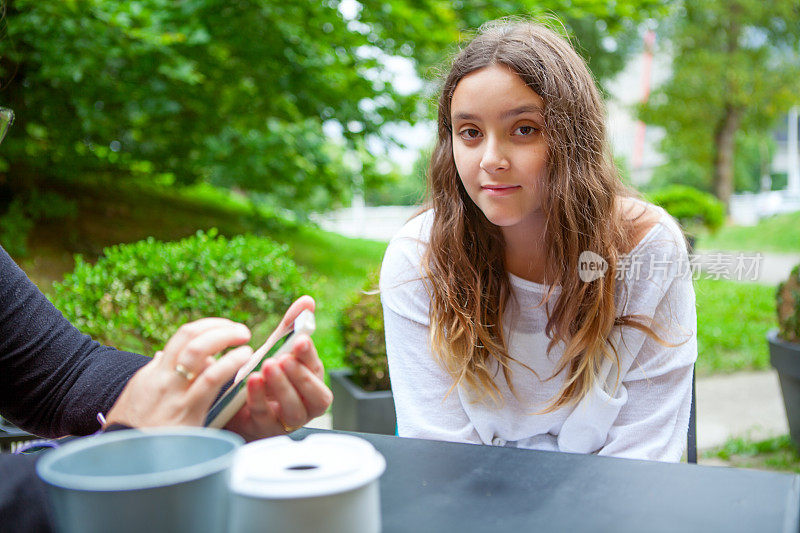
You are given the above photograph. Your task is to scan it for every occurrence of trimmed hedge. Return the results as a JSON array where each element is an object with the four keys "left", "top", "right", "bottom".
[
  {"left": 339, "top": 273, "right": 389, "bottom": 391},
  {"left": 51, "top": 229, "right": 310, "bottom": 355},
  {"left": 777, "top": 264, "right": 800, "bottom": 343},
  {"left": 647, "top": 185, "right": 725, "bottom": 234}
]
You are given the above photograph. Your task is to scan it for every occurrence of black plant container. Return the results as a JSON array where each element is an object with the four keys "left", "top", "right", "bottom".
[
  {"left": 768, "top": 329, "right": 800, "bottom": 447},
  {"left": 330, "top": 369, "right": 396, "bottom": 435}
]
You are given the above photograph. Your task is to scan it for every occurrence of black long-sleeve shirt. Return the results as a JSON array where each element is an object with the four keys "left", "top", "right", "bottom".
[{"left": 0, "top": 245, "right": 148, "bottom": 530}]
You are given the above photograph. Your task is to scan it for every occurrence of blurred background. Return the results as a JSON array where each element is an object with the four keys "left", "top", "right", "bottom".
[{"left": 1, "top": 0, "right": 800, "bottom": 468}]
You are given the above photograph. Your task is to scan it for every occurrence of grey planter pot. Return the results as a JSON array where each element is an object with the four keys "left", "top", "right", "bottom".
[
  {"left": 768, "top": 329, "right": 800, "bottom": 447},
  {"left": 330, "top": 369, "right": 396, "bottom": 435}
]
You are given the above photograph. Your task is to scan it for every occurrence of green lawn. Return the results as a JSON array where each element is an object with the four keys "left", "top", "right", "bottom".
[
  {"left": 705, "top": 435, "right": 800, "bottom": 474},
  {"left": 698, "top": 211, "right": 800, "bottom": 253},
  {"left": 695, "top": 279, "right": 776, "bottom": 376}
]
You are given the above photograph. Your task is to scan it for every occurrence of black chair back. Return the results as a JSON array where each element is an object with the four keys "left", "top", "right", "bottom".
[{"left": 687, "top": 368, "right": 697, "bottom": 463}]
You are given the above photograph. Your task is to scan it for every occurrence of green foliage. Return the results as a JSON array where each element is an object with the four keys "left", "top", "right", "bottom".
[
  {"left": 50, "top": 229, "right": 310, "bottom": 355},
  {"left": 733, "top": 133, "right": 774, "bottom": 193},
  {"left": 614, "top": 154, "right": 632, "bottom": 186},
  {"left": 770, "top": 172, "right": 789, "bottom": 191},
  {"left": 366, "top": 149, "right": 427, "bottom": 206},
  {"left": 713, "top": 435, "right": 797, "bottom": 460},
  {"left": 1, "top": 0, "right": 666, "bottom": 215},
  {"left": 0, "top": 190, "right": 77, "bottom": 257},
  {"left": 646, "top": 185, "right": 725, "bottom": 234},
  {"left": 0, "top": 198, "right": 32, "bottom": 258},
  {"left": 647, "top": 130, "right": 776, "bottom": 196},
  {"left": 776, "top": 265, "right": 800, "bottom": 343},
  {"left": 646, "top": 153, "right": 710, "bottom": 193},
  {"left": 365, "top": 172, "right": 425, "bottom": 207},
  {"left": 0, "top": 0, "right": 411, "bottom": 210},
  {"left": 338, "top": 273, "right": 389, "bottom": 391},
  {"left": 639, "top": 0, "right": 800, "bottom": 200},
  {"left": 707, "top": 435, "right": 800, "bottom": 474},
  {"left": 357, "top": 0, "right": 668, "bottom": 85},
  {"left": 695, "top": 279, "right": 775, "bottom": 375}
]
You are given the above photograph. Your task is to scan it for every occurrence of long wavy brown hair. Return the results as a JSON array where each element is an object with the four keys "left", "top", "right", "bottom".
[{"left": 422, "top": 20, "right": 667, "bottom": 411}]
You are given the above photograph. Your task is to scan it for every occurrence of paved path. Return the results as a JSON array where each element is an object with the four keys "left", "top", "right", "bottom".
[
  {"left": 693, "top": 250, "right": 800, "bottom": 286},
  {"left": 696, "top": 370, "right": 788, "bottom": 451}
]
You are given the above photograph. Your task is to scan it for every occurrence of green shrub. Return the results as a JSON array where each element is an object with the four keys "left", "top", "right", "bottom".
[
  {"left": 0, "top": 191, "right": 77, "bottom": 257},
  {"left": 777, "top": 264, "right": 800, "bottom": 343},
  {"left": 339, "top": 273, "right": 389, "bottom": 391},
  {"left": 647, "top": 185, "right": 725, "bottom": 234},
  {"left": 51, "top": 229, "right": 310, "bottom": 355},
  {"left": 0, "top": 199, "right": 33, "bottom": 258}
]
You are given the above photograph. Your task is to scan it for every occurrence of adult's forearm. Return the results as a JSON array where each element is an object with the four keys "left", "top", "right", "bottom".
[{"left": 0, "top": 246, "right": 148, "bottom": 437}]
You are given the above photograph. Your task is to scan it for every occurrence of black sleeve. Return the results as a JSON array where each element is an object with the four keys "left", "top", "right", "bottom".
[{"left": 0, "top": 246, "right": 149, "bottom": 437}]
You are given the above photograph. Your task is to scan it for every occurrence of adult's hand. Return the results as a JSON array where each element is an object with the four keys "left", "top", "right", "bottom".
[
  {"left": 224, "top": 296, "right": 333, "bottom": 441},
  {"left": 104, "top": 318, "right": 254, "bottom": 428}
]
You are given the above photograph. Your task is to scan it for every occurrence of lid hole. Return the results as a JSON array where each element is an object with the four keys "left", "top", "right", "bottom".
[{"left": 287, "top": 464, "right": 318, "bottom": 471}]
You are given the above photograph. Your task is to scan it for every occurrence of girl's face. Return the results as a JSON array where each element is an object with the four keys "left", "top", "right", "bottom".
[{"left": 450, "top": 64, "right": 548, "bottom": 234}]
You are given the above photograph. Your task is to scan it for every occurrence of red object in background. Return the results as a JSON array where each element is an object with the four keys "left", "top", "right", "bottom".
[{"left": 632, "top": 30, "right": 656, "bottom": 171}]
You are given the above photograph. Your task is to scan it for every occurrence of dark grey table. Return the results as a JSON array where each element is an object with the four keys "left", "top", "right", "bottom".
[{"left": 293, "top": 428, "right": 800, "bottom": 533}]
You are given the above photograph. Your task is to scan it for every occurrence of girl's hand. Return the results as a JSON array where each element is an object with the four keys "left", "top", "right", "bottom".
[
  {"left": 223, "top": 296, "right": 333, "bottom": 442},
  {"left": 105, "top": 318, "right": 254, "bottom": 428}
]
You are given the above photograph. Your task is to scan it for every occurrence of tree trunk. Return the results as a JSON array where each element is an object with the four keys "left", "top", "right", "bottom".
[{"left": 712, "top": 105, "right": 743, "bottom": 209}]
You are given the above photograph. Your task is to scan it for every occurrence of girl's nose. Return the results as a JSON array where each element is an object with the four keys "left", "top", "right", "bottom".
[{"left": 479, "top": 138, "right": 510, "bottom": 173}]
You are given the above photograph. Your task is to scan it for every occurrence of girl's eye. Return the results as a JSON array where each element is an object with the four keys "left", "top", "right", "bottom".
[
  {"left": 458, "top": 128, "right": 481, "bottom": 140},
  {"left": 514, "top": 125, "right": 539, "bottom": 136}
]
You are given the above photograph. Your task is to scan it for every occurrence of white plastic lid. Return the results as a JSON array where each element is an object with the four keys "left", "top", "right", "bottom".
[{"left": 229, "top": 434, "right": 386, "bottom": 499}]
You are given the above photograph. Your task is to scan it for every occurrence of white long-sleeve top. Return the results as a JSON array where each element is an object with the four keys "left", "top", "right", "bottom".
[{"left": 380, "top": 207, "right": 697, "bottom": 462}]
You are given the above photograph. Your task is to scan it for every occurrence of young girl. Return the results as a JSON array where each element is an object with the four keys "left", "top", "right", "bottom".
[{"left": 380, "top": 20, "right": 697, "bottom": 462}]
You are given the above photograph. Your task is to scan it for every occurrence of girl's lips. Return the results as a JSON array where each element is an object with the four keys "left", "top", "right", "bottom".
[{"left": 482, "top": 185, "right": 521, "bottom": 196}]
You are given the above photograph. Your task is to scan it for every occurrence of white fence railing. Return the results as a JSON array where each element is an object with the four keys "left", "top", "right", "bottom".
[
  {"left": 729, "top": 190, "right": 800, "bottom": 226},
  {"left": 311, "top": 205, "right": 421, "bottom": 242}
]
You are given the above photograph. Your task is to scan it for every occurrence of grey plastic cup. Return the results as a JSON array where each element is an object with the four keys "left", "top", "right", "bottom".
[{"left": 36, "top": 427, "right": 244, "bottom": 533}]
